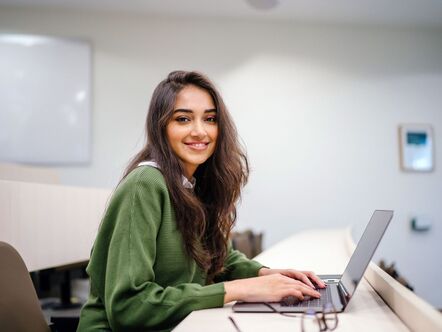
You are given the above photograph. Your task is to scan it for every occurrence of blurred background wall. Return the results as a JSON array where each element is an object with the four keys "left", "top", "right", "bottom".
[{"left": 0, "top": 3, "right": 441, "bottom": 307}]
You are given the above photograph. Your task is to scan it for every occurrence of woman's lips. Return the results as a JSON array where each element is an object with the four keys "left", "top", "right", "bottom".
[{"left": 184, "top": 142, "right": 209, "bottom": 151}]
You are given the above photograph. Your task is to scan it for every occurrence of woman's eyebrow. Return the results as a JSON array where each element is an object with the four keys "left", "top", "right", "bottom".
[{"left": 173, "top": 108, "right": 217, "bottom": 113}]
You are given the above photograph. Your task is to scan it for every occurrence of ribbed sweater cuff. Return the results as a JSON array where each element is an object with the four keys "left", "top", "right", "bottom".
[{"left": 197, "top": 282, "right": 226, "bottom": 309}]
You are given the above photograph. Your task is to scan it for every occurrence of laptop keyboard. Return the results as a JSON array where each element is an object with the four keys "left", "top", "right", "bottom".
[{"left": 281, "top": 286, "right": 332, "bottom": 308}]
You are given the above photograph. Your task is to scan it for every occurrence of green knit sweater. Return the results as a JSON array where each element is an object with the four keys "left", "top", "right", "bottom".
[{"left": 77, "top": 166, "right": 263, "bottom": 332}]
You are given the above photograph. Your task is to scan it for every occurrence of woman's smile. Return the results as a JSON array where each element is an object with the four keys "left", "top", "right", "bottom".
[{"left": 184, "top": 142, "right": 210, "bottom": 151}]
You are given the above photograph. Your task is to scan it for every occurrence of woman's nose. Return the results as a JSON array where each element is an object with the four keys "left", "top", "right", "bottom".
[{"left": 190, "top": 120, "right": 206, "bottom": 138}]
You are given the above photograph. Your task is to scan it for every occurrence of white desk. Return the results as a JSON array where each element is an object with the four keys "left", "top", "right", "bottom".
[{"left": 174, "top": 229, "right": 410, "bottom": 332}]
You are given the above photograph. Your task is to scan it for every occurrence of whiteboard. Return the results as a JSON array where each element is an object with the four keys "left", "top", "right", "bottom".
[{"left": 0, "top": 34, "right": 91, "bottom": 164}]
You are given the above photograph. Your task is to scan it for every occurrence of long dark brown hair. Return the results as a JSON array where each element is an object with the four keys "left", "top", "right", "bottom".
[{"left": 122, "top": 71, "right": 249, "bottom": 282}]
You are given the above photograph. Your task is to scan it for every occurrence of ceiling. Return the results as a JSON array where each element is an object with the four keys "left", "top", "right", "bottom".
[{"left": 1, "top": 0, "right": 442, "bottom": 27}]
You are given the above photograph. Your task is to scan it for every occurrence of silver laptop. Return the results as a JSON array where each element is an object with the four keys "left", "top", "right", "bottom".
[{"left": 232, "top": 210, "right": 393, "bottom": 313}]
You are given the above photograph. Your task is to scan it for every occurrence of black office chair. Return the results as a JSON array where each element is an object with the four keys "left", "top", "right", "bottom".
[{"left": 0, "top": 241, "right": 79, "bottom": 332}]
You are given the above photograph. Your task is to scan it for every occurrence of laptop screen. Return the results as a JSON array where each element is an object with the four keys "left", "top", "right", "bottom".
[{"left": 340, "top": 210, "right": 393, "bottom": 299}]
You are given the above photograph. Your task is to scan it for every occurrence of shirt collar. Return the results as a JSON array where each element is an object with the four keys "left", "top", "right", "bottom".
[{"left": 137, "top": 160, "right": 196, "bottom": 189}]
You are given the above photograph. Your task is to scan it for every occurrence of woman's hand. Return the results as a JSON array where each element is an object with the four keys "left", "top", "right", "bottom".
[
  {"left": 258, "top": 268, "right": 326, "bottom": 289},
  {"left": 224, "top": 272, "right": 322, "bottom": 304}
]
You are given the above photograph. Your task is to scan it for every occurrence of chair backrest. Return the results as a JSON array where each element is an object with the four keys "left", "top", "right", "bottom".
[
  {"left": 231, "top": 229, "right": 263, "bottom": 259},
  {"left": 0, "top": 241, "right": 50, "bottom": 332}
]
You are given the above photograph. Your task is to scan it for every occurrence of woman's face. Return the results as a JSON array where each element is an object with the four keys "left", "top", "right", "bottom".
[{"left": 166, "top": 85, "right": 218, "bottom": 179}]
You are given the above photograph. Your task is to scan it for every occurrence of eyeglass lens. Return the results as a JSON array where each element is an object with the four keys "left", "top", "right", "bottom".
[{"left": 301, "top": 303, "right": 338, "bottom": 332}]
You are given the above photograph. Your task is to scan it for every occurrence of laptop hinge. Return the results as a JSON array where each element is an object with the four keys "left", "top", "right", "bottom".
[{"left": 337, "top": 281, "right": 350, "bottom": 307}]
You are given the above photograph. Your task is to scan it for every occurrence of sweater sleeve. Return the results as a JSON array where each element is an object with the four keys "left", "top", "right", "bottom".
[
  {"left": 214, "top": 242, "right": 265, "bottom": 282},
  {"left": 87, "top": 168, "right": 225, "bottom": 332}
]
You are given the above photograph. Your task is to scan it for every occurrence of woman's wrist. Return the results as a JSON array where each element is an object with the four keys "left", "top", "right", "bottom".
[
  {"left": 224, "top": 279, "right": 244, "bottom": 304},
  {"left": 258, "top": 267, "right": 271, "bottom": 276}
]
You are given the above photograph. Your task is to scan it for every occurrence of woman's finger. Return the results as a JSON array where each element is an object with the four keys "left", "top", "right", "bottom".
[
  {"left": 280, "top": 270, "right": 315, "bottom": 288},
  {"left": 295, "top": 271, "right": 316, "bottom": 288},
  {"left": 282, "top": 270, "right": 316, "bottom": 288},
  {"left": 285, "top": 284, "right": 320, "bottom": 300},
  {"left": 302, "top": 271, "right": 326, "bottom": 288},
  {"left": 299, "top": 283, "right": 321, "bottom": 298},
  {"left": 290, "top": 280, "right": 321, "bottom": 298},
  {"left": 288, "top": 289, "right": 304, "bottom": 301}
]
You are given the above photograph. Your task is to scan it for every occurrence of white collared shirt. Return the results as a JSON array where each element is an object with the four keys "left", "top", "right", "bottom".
[{"left": 137, "top": 161, "right": 196, "bottom": 189}]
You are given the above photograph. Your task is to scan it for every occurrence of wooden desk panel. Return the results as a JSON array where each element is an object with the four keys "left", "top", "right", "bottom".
[{"left": 0, "top": 180, "right": 110, "bottom": 271}]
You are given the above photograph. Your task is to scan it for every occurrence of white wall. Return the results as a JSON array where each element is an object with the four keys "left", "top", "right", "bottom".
[{"left": 1, "top": 6, "right": 441, "bottom": 308}]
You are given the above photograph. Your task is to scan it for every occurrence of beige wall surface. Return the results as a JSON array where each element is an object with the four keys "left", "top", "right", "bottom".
[{"left": 0, "top": 6, "right": 441, "bottom": 307}]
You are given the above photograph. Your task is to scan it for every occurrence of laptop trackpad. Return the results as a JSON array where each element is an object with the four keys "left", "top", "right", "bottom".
[{"left": 232, "top": 302, "right": 275, "bottom": 313}]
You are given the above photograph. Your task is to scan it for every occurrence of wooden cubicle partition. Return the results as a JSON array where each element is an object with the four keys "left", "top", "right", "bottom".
[
  {"left": 0, "top": 179, "right": 111, "bottom": 272},
  {"left": 0, "top": 163, "right": 60, "bottom": 184}
]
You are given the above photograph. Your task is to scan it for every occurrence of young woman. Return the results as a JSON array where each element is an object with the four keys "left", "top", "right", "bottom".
[{"left": 77, "top": 71, "right": 325, "bottom": 332}]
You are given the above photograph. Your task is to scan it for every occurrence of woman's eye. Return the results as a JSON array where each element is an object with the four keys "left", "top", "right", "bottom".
[
  {"left": 206, "top": 116, "right": 217, "bottom": 123},
  {"left": 176, "top": 117, "right": 190, "bottom": 123}
]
